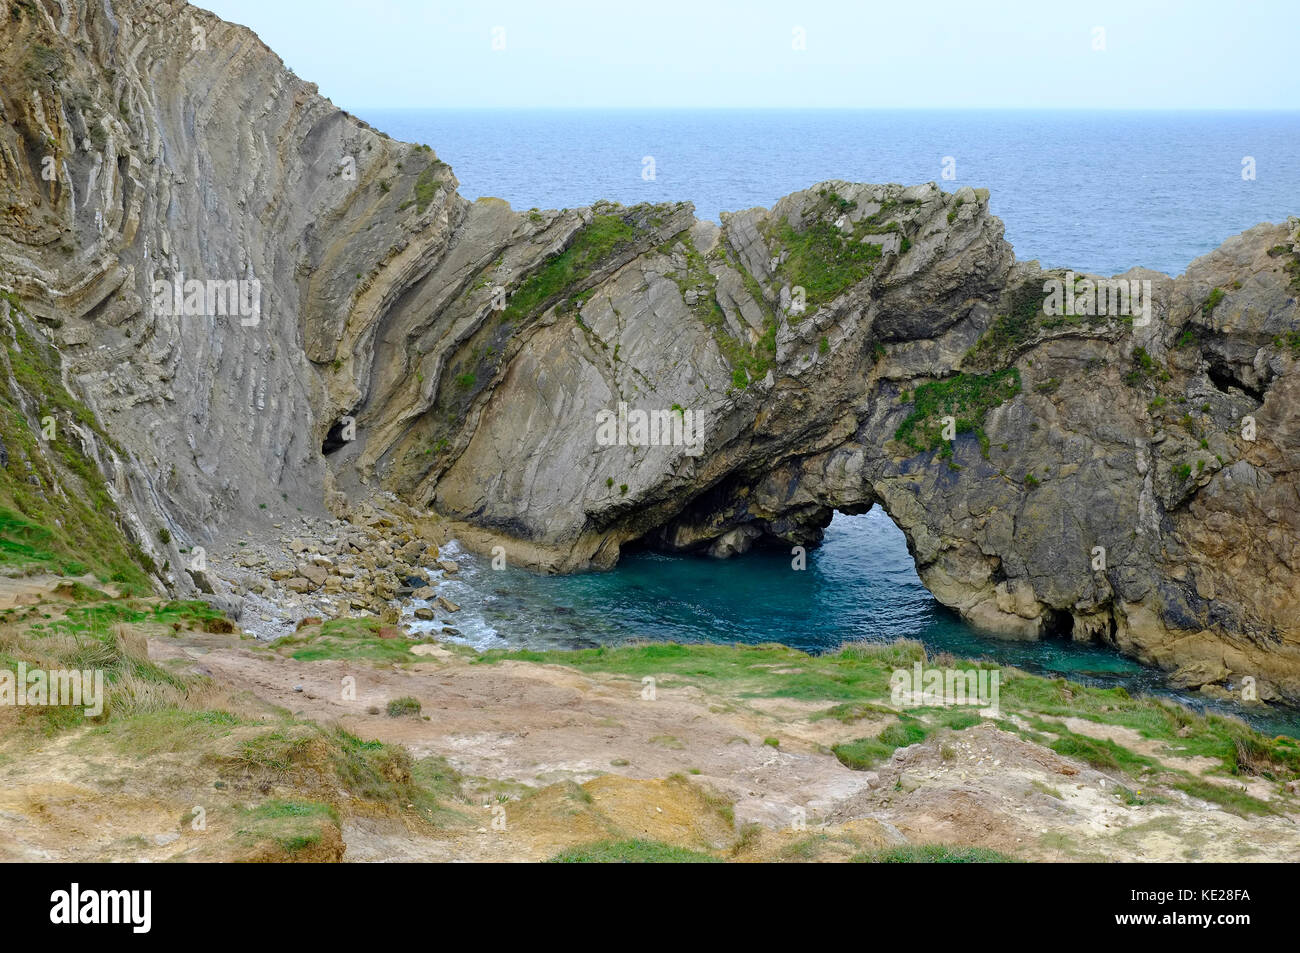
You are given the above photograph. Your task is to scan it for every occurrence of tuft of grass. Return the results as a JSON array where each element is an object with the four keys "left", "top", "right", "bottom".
[
  {"left": 386, "top": 696, "right": 422, "bottom": 718},
  {"left": 1031, "top": 779, "right": 1064, "bottom": 800},
  {"left": 411, "top": 160, "right": 449, "bottom": 213},
  {"left": 832, "top": 716, "right": 930, "bottom": 771},
  {"left": 813, "top": 700, "right": 899, "bottom": 723}
]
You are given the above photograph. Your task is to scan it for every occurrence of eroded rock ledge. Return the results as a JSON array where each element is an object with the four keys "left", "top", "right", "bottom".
[{"left": 1, "top": 1, "right": 1298, "bottom": 701}]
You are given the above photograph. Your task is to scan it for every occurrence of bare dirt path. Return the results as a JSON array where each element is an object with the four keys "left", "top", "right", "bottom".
[{"left": 145, "top": 634, "right": 1300, "bottom": 862}]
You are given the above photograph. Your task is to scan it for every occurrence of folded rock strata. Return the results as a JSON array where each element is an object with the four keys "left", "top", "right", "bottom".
[{"left": 1, "top": 0, "right": 1298, "bottom": 700}]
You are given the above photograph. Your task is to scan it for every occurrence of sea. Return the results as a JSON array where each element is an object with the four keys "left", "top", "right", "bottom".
[{"left": 358, "top": 108, "right": 1300, "bottom": 733}]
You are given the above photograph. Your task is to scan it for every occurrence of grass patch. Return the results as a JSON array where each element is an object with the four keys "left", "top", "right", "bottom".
[
  {"left": 832, "top": 715, "right": 930, "bottom": 770},
  {"left": 965, "top": 281, "right": 1046, "bottom": 365},
  {"left": 474, "top": 640, "right": 912, "bottom": 703},
  {"left": 277, "top": 617, "right": 423, "bottom": 663},
  {"left": 235, "top": 799, "right": 338, "bottom": 854},
  {"left": 81, "top": 708, "right": 248, "bottom": 757},
  {"left": 768, "top": 220, "right": 882, "bottom": 310},
  {"left": 411, "top": 160, "right": 449, "bottom": 213},
  {"left": 1170, "top": 778, "right": 1274, "bottom": 817},
  {"left": 852, "top": 844, "right": 1019, "bottom": 863},
  {"left": 0, "top": 310, "right": 155, "bottom": 590},
  {"left": 1048, "top": 731, "right": 1155, "bottom": 775},
  {"left": 501, "top": 213, "right": 643, "bottom": 325},
  {"left": 813, "top": 700, "right": 899, "bottom": 723},
  {"left": 893, "top": 368, "right": 1022, "bottom": 455},
  {"left": 547, "top": 838, "right": 721, "bottom": 863},
  {"left": 1201, "top": 287, "right": 1225, "bottom": 317}
]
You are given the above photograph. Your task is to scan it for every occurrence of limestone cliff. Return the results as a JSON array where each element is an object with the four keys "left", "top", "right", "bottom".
[{"left": 1, "top": 1, "right": 1298, "bottom": 700}]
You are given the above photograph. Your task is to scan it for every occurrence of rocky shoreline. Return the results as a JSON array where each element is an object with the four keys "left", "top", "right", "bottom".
[
  {"left": 1, "top": 0, "right": 1298, "bottom": 702},
  {"left": 199, "top": 497, "right": 466, "bottom": 643}
]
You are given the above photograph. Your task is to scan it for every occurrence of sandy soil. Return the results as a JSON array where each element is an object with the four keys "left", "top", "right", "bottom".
[{"left": 112, "top": 632, "right": 1300, "bottom": 862}]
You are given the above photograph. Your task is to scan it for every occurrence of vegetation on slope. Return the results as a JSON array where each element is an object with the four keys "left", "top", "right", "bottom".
[
  {"left": 893, "top": 367, "right": 1022, "bottom": 456},
  {"left": 0, "top": 590, "right": 474, "bottom": 859},
  {"left": 763, "top": 190, "right": 915, "bottom": 315},
  {"left": 0, "top": 295, "right": 155, "bottom": 589},
  {"left": 672, "top": 233, "right": 776, "bottom": 390},
  {"left": 502, "top": 210, "right": 654, "bottom": 327}
]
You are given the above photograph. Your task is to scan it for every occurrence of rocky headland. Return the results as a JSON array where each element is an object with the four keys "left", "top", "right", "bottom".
[{"left": 1, "top": 0, "right": 1299, "bottom": 713}]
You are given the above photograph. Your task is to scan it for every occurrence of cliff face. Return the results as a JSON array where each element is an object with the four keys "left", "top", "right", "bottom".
[{"left": 2, "top": 1, "right": 1299, "bottom": 700}]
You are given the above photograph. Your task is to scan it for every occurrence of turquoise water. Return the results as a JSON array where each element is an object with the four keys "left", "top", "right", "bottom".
[{"left": 413, "top": 512, "right": 1300, "bottom": 737}]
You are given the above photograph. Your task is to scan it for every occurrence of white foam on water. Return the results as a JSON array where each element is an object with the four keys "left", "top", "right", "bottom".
[{"left": 400, "top": 539, "right": 507, "bottom": 651}]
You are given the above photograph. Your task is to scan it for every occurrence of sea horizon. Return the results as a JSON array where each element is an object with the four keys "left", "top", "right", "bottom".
[{"left": 358, "top": 107, "right": 1300, "bottom": 276}]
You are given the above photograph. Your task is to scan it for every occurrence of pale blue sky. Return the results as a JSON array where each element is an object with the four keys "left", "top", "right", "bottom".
[{"left": 197, "top": 0, "right": 1299, "bottom": 110}]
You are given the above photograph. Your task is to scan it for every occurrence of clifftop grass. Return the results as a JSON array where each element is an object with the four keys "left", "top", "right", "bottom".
[
  {"left": 5, "top": 584, "right": 1297, "bottom": 857},
  {"left": 763, "top": 191, "right": 912, "bottom": 314},
  {"left": 0, "top": 589, "right": 474, "bottom": 856}
]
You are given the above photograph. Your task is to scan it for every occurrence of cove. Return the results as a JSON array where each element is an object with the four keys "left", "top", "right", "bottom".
[{"left": 418, "top": 510, "right": 1300, "bottom": 739}]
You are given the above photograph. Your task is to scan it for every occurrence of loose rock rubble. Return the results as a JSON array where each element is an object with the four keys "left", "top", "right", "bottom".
[{"left": 201, "top": 498, "right": 462, "bottom": 642}]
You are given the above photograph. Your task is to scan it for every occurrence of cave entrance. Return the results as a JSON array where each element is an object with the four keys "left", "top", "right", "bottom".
[
  {"left": 1206, "top": 359, "right": 1266, "bottom": 402},
  {"left": 321, "top": 417, "right": 355, "bottom": 455},
  {"left": 1041, "top": 608, "right": 1075, "bottom": 640}
]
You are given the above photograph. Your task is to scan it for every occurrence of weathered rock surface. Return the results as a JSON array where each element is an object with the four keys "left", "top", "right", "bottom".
[{"left": 1, "top": 2, "right": 1298, "bottom": 700}]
